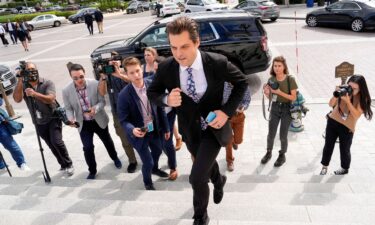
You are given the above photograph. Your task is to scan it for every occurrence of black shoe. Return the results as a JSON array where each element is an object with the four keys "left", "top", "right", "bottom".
[
  {"left": 145, "top": 184, "right": 156, "bottom": 190},
  {"left": 193, "top": 214, "right": 210, "bottom": 225},
  {"left": 152, "top": 168, "right": 169, "bottom": 178},
  {"left": 114, "top": 158, "right": 122, "bottom": 169},
  {"left": 274, "top": 153, "right": 286, "bottom": 167},
  {"left": 86, "top": 173, "right": 96, "bottom": 179},
  {"left": 261, "top": 151, "right": 272, "bottom": 164},
  {"left": 127, "top": 162, "right": 137, "bottom": 173},
  {"left": 232, "top": 143, "right": 238, "bottom": 150},
  {"left": 334, "top": 168, "right": 349, "bottom": 175},
  {"left": 213, "top": 175, "right": 226, "bottom": 204}
]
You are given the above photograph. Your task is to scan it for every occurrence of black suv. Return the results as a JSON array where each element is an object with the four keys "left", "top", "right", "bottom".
[{"left": 90, "top": 11, "right": 271, "bottom": 78}]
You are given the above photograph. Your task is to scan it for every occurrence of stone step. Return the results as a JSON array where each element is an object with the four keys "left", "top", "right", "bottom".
[
  {"left": 2, "top": 185, "right": 375, "bottom": 206},
  {"left": 0, "top": 209, "right": 363, "bottom": 225},
  {"left": 1, "top": 196, "right": 374, "bottom": 224}
]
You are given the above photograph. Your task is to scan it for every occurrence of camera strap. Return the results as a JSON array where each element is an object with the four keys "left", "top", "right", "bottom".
[{"left": 262, "top": 86, "right": 272, "bottom": 121}]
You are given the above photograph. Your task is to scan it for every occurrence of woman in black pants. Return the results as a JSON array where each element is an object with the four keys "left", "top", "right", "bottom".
[
  {"left": 320, "top": 75, "right": 373, "bottom": 175},
  {"left": 261, "top": 56, "right": 298, "bottom": 167}
]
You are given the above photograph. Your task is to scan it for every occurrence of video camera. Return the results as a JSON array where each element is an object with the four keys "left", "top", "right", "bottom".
[
  {"left": 17, "top": 61, "right": 39, "bottom": 83},
  {"left": 97, "top": 53, "right": 123, "bottom": 75},
  {"left": 54, "top": 106, "right": 80, "bottom": 128},
  {"left": 333, "top": 85, "right": 353, "bottom": 98},
  {"left": 267, "top": 79, "right": 279, "bottom": 90}
]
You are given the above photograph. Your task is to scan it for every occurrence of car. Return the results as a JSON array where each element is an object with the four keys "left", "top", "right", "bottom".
[
  {"left": 49, "top": 5, "right": 63, "bottom": 11},
  {"left": 140, "top": 1, "right": 150, "bottom": 11},
  {"left": 306, "top": 0, "right": 375, "bottom": 32},
  {"left": 159, "top": 2, "right": 181, "bottom": 17},
  {"left": 0, "top": 65, "right": 17, "bottom": 97},
  {"left": 126, "top": 2, "right": 144, "bottom": 14},
  {"left": 184, "top": 0, "right": 228, "bottom": 13},
  {"left": 150, "top": 1, "right": 158, "bottom": 15},
  {"left": 68, "top": 8, "right": 97, "bottom": 24},
  {"left": 27, "top": 14, "right": 68, "bottom": 31},
  {"left": 232, "top": 0, "right": 280, "bottom": 21},
  {"left": 90, "top": 11, "right": 271, "bottom": 79}
]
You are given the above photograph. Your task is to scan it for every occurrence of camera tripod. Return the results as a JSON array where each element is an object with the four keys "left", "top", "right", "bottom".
[{"left": 0, "top": 149, "right": 12, "bottom": 177}]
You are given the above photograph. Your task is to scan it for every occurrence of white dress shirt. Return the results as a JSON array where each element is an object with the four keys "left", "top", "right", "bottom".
[
  {"left": 179, "top": 51, "right": 207, "bottom": 100},
  {"left": 0, "top": 26, "right": 5, "bottom": 34}
]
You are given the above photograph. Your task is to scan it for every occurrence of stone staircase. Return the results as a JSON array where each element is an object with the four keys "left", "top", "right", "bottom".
[{"left": 1, "top": 105, "right": 374, "bottom": 225}]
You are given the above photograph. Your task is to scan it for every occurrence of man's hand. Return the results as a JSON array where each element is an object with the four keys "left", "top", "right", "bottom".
[
  {"left": 208, "top": 110, "right": 229, "bottom": 129},
  {"left": 165, "top": 132, "right": 170, "bottom": 140},
  {"left": 133, "top": 128, "right": 146, "bottom": 138},
  {"left": 167, "top": 88, "right": 182, "bottom": 107},
  {"left": 68, "top": 120, "right": 78, "bottom": 128},
  {"left": 83, "top": 108, "right": 96, "bottom": 117},
  {"left": 25, "top": 88, "right": 36, "bottom": 97}
]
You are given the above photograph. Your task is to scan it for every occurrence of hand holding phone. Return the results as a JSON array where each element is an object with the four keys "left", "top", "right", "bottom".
[{"left": 205, "top": 111, "right": 216, "bottom": 123}]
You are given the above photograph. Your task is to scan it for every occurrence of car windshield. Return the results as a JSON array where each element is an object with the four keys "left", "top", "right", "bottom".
[{"left": 203, "top": 0, "right": 217, "bottom": 5}]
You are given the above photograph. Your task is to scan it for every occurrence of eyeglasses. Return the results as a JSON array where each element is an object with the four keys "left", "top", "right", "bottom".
[{"left": 72, "top": 75, "right": 85, "bottom": 81}]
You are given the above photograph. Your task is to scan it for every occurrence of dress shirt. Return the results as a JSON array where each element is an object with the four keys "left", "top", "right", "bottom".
[
  {"left": 132, "top": 83, "right": 153, "bottom": 124},
  {"left": 222, "top": 82, "right": 251, "bottom": 110}
]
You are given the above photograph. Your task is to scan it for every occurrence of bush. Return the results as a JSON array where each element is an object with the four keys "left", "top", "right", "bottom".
[{"left": 0, "top": 11, "right": 77, "bottom": 23}]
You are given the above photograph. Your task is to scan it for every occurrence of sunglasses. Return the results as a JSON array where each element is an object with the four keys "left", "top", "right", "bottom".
[{"left": 72, "top": 75, "right": 85, "bottom": 81}]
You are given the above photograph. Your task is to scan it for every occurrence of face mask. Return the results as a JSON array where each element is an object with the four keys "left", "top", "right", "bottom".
[{"left": 28, "top": 70, "right": 39, "bottom": 82}]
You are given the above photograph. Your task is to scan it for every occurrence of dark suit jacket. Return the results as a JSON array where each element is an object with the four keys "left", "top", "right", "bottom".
[
  {"left": 117, "top": 79, "right": 169, "bottom": 150},
  {"left": 147, "top": 51, "right": 248, "bottom": 152}
]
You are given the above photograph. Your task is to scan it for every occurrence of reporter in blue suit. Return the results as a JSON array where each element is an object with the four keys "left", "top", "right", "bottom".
[{"left": 117, "top": 57, "right": 170, "bottom": 190}]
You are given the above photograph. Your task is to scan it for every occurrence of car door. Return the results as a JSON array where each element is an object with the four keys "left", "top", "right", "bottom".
[
  {"left": 320, "top": 2, "right": 345, "bottom": 24},
  {"left": 35, "top": 16, "right": 45, "bottom": 28},
  {"left": 340, "top": 2, "right": 362, "bottom": 24},
  {"left": 138, "top": 26, "right": 171, "bottom": 58},
  {"left": 44, "top": 15, "right": 54, "bottom": 27}
]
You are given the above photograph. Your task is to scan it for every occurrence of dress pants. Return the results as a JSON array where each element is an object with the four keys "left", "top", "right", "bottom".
[
  {"left": 9, "top": 31, "right": 17, "bottom": 44},
  {"left": 162, "top": 111, "right": 177, "bottom": 170},
  {"left": 79, "top": 120, "right": 118, "bottom": 174},
  {"left": 113, "top": 114, "right": 137, "bottom": 164},
  {"left": 189, "top": 129, "right": 225, "bottom": 219},
  {"left": 86, "top": 23, "right": 93, "bottom": 35},
  {"left": 134, "top": 131, "right": 163, "bottom": 186},
  {"left": 321, "top": 117, "right": 354, "bottom": 169},
  {"left": 36, "top": 118, "right": 72, "bottom": 169},
  {"left": 226, "top": 112, "right": 245, "bottom": 163}
]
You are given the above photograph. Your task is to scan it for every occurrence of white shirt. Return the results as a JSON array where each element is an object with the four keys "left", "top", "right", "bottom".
[
  {"left": 7, "top": 23, "right": 13, "bottom": 31},
  {"left": 0, "top": 25, "right": 5, "bottom": 34},
  {"left": 179, "top": 51, "right": 207, "bottom": 100}
]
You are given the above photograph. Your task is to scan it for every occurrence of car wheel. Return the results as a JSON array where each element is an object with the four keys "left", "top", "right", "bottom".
[
  {"left": 185, "top": 10, "right": 191, "bottom": 13},
  {"left": 28, "top": 25, "right": 34, "bottom": 31},
  {"left": 54, "top": 21, "right": 61, "bottom": 27},
  {"left": 351, "top": 18, "right": 364, "bottom": 32},
  {"left": 306, "top": 15, "right": 317, "bottom": 27},
  {"left": 270, "top": 17, "right": 277, "bottom": 22}
]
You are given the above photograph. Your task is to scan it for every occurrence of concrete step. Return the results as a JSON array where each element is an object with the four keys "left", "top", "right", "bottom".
[
  {"left": 1, "top": 197, "right": 374, "bottom": 224},
  {"left": 0, "top": 209, "right": 363, "bottom": 225}
]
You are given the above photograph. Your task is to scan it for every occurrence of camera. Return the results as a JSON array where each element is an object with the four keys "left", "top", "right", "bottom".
[
  {"left": 17, "top": 61, "right": 39, "bottom": 83},
  {"left": 97, "top": 53, "right": 123, "bottom": 75},
  {"left": 54, "top": 107, "right": 80, "bottom": 128},
  {"left": 333, "top": 85, "right": 353, "bottom": 98},
  {"left": 267, "top": 80, "right": 279, "bottom": 90}
]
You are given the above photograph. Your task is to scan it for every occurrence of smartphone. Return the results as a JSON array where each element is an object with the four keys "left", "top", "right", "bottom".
[
  {"left": 205, "top": 111, "right": 216, "bottom": 123},
  {"left": 83, "top": 109, "right": 91, "bottom": 113},
  {"left": 140, "top": 127, "right": 147, "bottom": 132}
]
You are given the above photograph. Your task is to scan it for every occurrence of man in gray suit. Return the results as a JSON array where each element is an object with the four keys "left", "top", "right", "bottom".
[{"left": 62, "top": 63, "right": 122, "bottom": 179}]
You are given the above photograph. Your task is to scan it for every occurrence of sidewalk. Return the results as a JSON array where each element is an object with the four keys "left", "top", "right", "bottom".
[{"left": 279, "top": 3, "right": 325, "bottom": 20}]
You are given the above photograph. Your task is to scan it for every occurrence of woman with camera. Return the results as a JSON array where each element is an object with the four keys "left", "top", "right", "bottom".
[
  {"left": 262, "top": 56, "right": 298, "bottom": 167},
  {"left": 320, "top": 75, "right": 373, "bottom": 175}
]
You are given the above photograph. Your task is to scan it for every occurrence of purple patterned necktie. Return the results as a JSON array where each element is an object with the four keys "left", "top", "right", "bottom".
[{"left": 186, "top": 67, "right": 207, "bottom": 130}]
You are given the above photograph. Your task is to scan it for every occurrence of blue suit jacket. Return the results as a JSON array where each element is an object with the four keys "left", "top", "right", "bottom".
[{"left": 117, "top": 79, "right": 169, "bottom": 150}]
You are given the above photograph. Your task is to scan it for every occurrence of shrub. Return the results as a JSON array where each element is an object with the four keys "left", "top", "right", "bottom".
[{"left": 0, "top": 11, "right": 76, "bottom": 23}]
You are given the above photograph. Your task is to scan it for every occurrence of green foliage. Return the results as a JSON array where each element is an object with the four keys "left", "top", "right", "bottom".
[
  {"left": 98, "top": 0, "right": 126, "bottom": 11},
  {"left": 0, "top": 11, "right": 76, "bottom": 23}
]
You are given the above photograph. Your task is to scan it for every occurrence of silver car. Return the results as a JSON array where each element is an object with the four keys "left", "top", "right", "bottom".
[
  {"left": 233, "top": 0, "right": 280, "bottom": 21},
  {"left": 27, "top": 14, "right": 68, "bottom": 31},
  {"left": 0, "top": 65, "right": 17, "bottom": 96}
]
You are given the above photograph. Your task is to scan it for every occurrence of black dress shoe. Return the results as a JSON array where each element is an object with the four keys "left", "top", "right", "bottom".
[
  {"left": 213, "top": 175, "right": 227, "bottom": 204},
  {"left": 145, "top": 184, "right": 156, "bottom": 190},
  {"left": 152, "top": 168, "right": 169, "bottom": 177},
  {"left": 193, "top": 214, "right": 210, "bottom": 225},
  {"left": 86, "top": 173, "right": 96, "bottom": 179},
  {"left": 127, "top": 162, "right": 137, "bottom": 173}
]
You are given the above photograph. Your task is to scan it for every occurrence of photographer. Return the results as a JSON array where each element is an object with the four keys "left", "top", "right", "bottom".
[
  {"left": 320, "top": 75, "right": 373, "bottom": 175},
  {"left": 13, "top": 62, "right": 74, "bottom": 176},
  {"left": 97, "top": 52, "right": 138, "bottom": 173},
  {"left": 261, "top": 56, "right": 297, "bottom": 167}
]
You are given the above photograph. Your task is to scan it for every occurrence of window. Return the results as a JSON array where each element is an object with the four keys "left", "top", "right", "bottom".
[
  {"left": 140, "top": 26, "right": 168, "bottom": 47},
  {"left": 37, "top": 16, "right": 44, "bottom": 21},
  {"left": 45, "top": 15, "right": 53, "bottom": 19},
  {"left": 214, "top": 20, "right": 260, "bottom": 40},
  {"left": 235, "top": 2, "right": 247, "bottom": 9},
  {"left": 329, "top": 2, "right": 344, "bottom": 10},
  {"left": 199, "top": 22, "right": 217, "bottom": 42},
  {"left": 247, "top": 1, "right": 257, "bottom": 7},
  {"left": 342, "top": 3, "right": 360, "bottom": 10},
  {"left": 187, "top": 0, "right": 201, "bottom": 6}
]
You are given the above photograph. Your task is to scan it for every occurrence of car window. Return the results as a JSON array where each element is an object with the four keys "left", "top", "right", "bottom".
[
  {"left": 203, "top": 0, "right": 216, "bottom": 5},
  {"left": 140, "top": 26, "right": 168, "bottom": 47},
  {"left": 45, "top": 15, "right": 53, "bottom": 19},
  {"left": 328, "top": 2, "right": 344, "bottom": 10},
  {"left": 342, "top": 3, "right": 360, "bottom": 10},
  {"left": 199, "top": 22, "right": 217, "bottom": 42},
  {"left": 235, "top": 2, "right": 247, "bottom": 9},
  {"left": 37, "top": 16, "right": 44, "bottom": 21},
  {"left": 248, "top": 1, "right": 257, "bottom": 6},
  {"left": 187, "top": 0, "right": 201, "bottom": 6},
  {"left": 213, "top": 20, "right": 260, "bottom": 40}
]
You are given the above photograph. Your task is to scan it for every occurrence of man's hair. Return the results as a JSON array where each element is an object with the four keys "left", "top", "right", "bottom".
[
  {"left": 68, "top": 63, "right": 85, "bottom": 75},
  {"left": 122, "top": 57, "right": 141, "bottom": 72},
  {"left": 166, "top": 16, "right": 199, "bottom": 43}
]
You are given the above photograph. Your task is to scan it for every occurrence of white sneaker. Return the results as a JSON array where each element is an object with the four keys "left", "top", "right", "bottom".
[
  {"left": 65, "top": 166, "right": 74, "bottom": 176},
  {"left": 19, "top": 163, "right": 31, "bottom": 171}
]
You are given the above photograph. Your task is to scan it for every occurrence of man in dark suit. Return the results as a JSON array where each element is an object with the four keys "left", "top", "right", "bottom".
[
  {"left": 117, "top": 57, "right": 170, "bottom": 190},
  {"left": 147, "top": 16, "right": 248, "bottom": 225}
]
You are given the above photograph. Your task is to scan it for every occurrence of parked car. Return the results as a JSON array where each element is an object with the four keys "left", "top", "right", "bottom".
[
  {"left": 49, "top": 5, "right": 63, "bottom": 11},
  {"left": 68, "top": 8, "right": 97, "bottom": 24},
  {"left": 306, "top": 0, "right": 375, "bottom": 32},
  {"left": 126, "top": 2, "right": 144, "bottom": 14},
  {"left": 90, "top": 11, "right": 271, "bottom": 79},
  {"left": 159, "top": 2, "right": 181, "bottom": 17},
  {"left": 233, "top": 0, "right": 280, "bottom": 21},
  {"left": 63, "top": 4, "right": 80, "bottom": 11},
  {"left": 184, "top": 0, "right": 228, "bottom": 13},
  {"left": 150, "top": 1, "right": 158, "bottom": 15},
  {"left": 140, "top": 1, "right": 150, "bottom": 10},
  {"left": 27, "top": 14, "right": 68, "bottom": 30},
  {"left": 0, "top": 65, "right": 17, "bottom": 97}
]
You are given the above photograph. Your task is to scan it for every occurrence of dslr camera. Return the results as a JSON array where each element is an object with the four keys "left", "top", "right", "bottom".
[
  {"left": 17, "top": 61, "right": 39, "bottom": 83},
  {"left": 333, "top": 85, "right": 353, "bottom": 98},
  {"left": 97, "top": 53, "right": 123, "bottom": 75},
  {"left": 54, "top": 107, "right": 80, "bottom": 128},
  {"left": 267, "top": 79, "right": 279, "bottom": 90}
]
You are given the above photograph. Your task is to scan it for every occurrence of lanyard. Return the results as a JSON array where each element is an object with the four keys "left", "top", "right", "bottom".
[
  {"left": 76, "top": 88, "right": 90, "bottom": 109},
  {"left": 139, "top": 95, "right": 151, "bottom": 117}
]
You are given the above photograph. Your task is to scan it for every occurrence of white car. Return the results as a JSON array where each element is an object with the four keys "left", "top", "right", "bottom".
[
  {"left": 184, "top": 0, "right": 228, "bottom": 13},
  {"left": 27, "top": 14, "right": 68, "bottom": 31},
  {"left": 160, "top": 2, "right": 181, "bottom": 17}
]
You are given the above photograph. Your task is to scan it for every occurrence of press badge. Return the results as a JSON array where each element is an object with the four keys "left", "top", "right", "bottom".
[{"left": 146, "top": 121, "right": 154, "bottom": 132}]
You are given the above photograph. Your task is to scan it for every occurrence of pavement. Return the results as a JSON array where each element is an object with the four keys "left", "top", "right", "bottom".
[{"left": 279, "top": 4, "right": 325, "bottom": 20}]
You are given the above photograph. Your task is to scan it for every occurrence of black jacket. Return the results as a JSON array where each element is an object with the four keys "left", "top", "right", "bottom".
[
  {"left": 94, "top": 11, "right": 103, "bottom": 22},
  {"left": 147, "top": 51, "right": 248, "bottom": 151},
  {"left": 84, "top": 14, "right": 93, "bottom": 24}
]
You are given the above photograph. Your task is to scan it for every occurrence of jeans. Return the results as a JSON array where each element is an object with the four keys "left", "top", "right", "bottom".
[
  {"left": 267, "top": 102, "right": 292, "bottom": 154},
  {"left": 0, "top": 124, "right": 25, "bottom": 168},
  {"left": 162, "top": 111, "right": 177, "bottom": 170}
]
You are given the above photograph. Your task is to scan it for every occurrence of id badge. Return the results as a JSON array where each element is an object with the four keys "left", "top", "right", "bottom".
[
  {"left": 36, "top": 110, "right": 42, "bottom": 119},
  {"left": 146, "top": 121, "right": 154, "bottom": 133},
  {"left": 272, "top": 94, "right": 277, "bottom": 102}
]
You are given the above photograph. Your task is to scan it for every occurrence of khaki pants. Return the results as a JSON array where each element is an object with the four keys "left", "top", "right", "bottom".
[
  {"left": 113, "top": 114, "right": 137, "bottom": 163},
  {"left": 226, "top": 112, "right": 245, "bottom": 163},
  {"left": 97, "top": 21, "right": 103, "bottom": 33}
]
